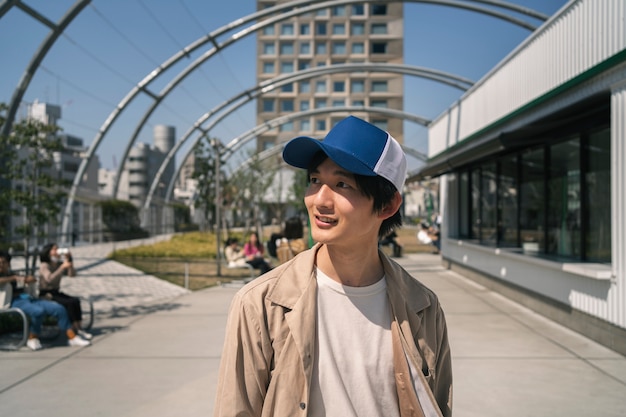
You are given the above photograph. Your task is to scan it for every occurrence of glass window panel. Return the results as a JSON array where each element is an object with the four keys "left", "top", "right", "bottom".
[
  {"left": 315, "top": 99, "right": 327, "bottom": 108},
  {"left": 352, "top": 4, "right": 365, "bottom": 15},
  {"left": 481, "top": 162, "right": 497, "bottom": 246},
  {"left": 280, "top": 62, "right": 294, "bottom": 73},
  {"left": 299, "top": 81, "right": 310, "bottom": 93},
  {"left": 351, "top": 42, "right": 365, "bottom": 54},
  {"left": 372, "top": 42, "right": 387, "bottom": 54},
  {"left": 520, "top": 148, "right": 545, "bottom": 253},
  {"left": 351, "top": 80, "right": 365, "bottom": 92},
  {"left": 300, "top": 23, "right": 310, "bottom": 35},
  {"left": 351, "top": 22, "right": 365, "bottom": 35},
  {"left": 281, "top": 23, "right": 294, "bottom": 35},
  {"left": 300, "top": 100, "right": 310, "bottom": 111},
  {"left": 372, "top": 119, "right": 387, "bottom": 131},
  {"left": 316, "top": 119, "right": 326, "bottom": 131},
  {"left": 585, "top": 128, "right": 611, "bottom": 262},
  {"left": 371, "top": 100, "right": 387, "bottom": 108},
  {"left": 281, "top": 99, "right": 294, "bottom": 112},
  {"left": 262, "top": 99, "right": 274, "bottom": 112},
  {"left": 263, "top": 43, "right": 275, "bottom": 55},
  {"left": 332, "top": 5, "right": 346, "bottom": 16},
  {"left": 315, "top": 42, "right": 327, "bottom": 54},
  {"left": 298, "top": 60, "right": 311, "bottom": 70},
  {"left": 459, "top": 171, "right": 470, "bottom": 238},
  {"left": 262, "top": 62, "right": 274, "bottom": 73},
  {"left": 371, "top": 80, "right": 387, "bottom": 92},
  {"left": 300, "top": 42, "right": 311, "bottom": 54},
  {"left": 279, "top": 121, "right": 294, "bottom": 132},
  {"left": 371, "top": 23, "right": 387, "bottom": 34},
  {"left": 471, "top": 168, "right": 481, "bottom": 240},
  {"left": 316, "top": 22, "right": 327, "bottom": 35},
  {"left": 300, "top": 119, "right": 311, "bottom": 131},
  {"left": 352, "top": 99, "right": 365, "bottom": 106},
  {"left": 315, "top": 80, "right": 327, "bottom": 93},
  {"left": 332, "top": 42, "right": 346, "bottom": 54},
  {"left": 372, "top": 5, "right": 387, "bottom": 15},
  {"left": 547, "top": 138, "right": 581, "bottom": 258},
  {"left": 280, "top": 42, "right": 294, "bottom": 55},
  {"left": 332, "top": 99, "right": 345, "bottom": 107},
  {"left": 333, "top": 81, "right": 345, "bottom": 92},
  {"left": 498, "top": 155, "right": 519, "bottom": 248},
  {"left": 262, "top": 26, "right": 275, "bottom": 36},
  {"left": 332, "top": 23, "right": 345, "bottom": 35},
  {"left": 281, "top": 83, "right": 293, "bottom": 93}
]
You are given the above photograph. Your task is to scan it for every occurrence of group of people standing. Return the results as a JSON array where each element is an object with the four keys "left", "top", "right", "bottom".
[{"left": 0, "top": 243, "right": 91, "bottom": 351}]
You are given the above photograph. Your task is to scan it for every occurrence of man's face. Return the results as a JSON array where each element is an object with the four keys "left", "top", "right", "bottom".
[
  {"left": 305, "top": 158, "right": 381, "bottom": 248},
  {"left": 0, "top": 257, "right": 10, "bottom": 274}
]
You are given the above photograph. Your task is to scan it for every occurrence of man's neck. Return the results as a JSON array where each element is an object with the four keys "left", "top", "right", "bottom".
[{"left": 316, "top": 244, "right": 384, "bottom": 287}]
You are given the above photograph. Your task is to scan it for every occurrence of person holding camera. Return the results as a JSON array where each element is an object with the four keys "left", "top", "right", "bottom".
[{"left": 39, "top": 243, "right": 92, "bottom": 341}]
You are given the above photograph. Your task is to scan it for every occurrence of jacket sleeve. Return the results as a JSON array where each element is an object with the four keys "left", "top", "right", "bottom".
[
  {"left": 39, "top": 262, "right": 65, "bottom": 290},
  {"left": 213, "top": 290, "right": 273, "bottom": 417},
  {"left": 432, "top": 301, "right": 453, "bottom": 417}
]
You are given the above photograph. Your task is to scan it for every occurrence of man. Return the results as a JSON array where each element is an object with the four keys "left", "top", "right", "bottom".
[
  {"left": 418, "top": 222, "right": 441, "bottom": 254},
  {"left": 214, "top": 116, "right": 452, "bottom": 417}
]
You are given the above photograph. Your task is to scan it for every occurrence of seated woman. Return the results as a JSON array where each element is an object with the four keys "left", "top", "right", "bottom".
[
  {"left": 0, "top": 250, "right": 90, "bottom": 350},
  {"left": 39, "top": 243, "right": 92, "bottom": 341},
  {"left": 276, "top": 217, "right": 308, "bottom": 264},
  {"left": 224, "top": 237, "right": 247, "bottom": 268},
  {"left": 242, "top": 232, "right": 272, "bottom": 274}
]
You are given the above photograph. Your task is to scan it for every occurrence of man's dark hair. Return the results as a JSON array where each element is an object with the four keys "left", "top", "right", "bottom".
[
  {"left": 39, "top": 243, "right": 55, "bottom": 263},
  {"left": 0, "top": 250, "right": 11, "bottom": 263},
  {"left": 307, "top": 152, "right": 402, "bottom": 238}
]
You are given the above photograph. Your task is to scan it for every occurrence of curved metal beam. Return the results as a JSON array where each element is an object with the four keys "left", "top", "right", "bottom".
[
  {"left": 146, "top": 62, "right": 474, "bottom": 211},
  {"left": 0, "top": 0, "right": 91, "bottom": 137},
  {"left": 63, "top": 0, "right": 548, "bottom": 238}
]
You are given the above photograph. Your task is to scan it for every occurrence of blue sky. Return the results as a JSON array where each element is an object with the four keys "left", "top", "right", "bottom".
[{"left": 0, "top": 0, "right": 569, "bottom": 172}]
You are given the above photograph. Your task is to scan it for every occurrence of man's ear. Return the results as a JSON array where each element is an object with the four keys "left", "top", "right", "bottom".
[{"left": 378, "top": 191, "right": 403, "bottom": 220}]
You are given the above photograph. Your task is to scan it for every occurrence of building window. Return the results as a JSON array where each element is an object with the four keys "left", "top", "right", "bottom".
[
  {"left": 456, "top": 125, "right": 610, "bottom": 262},
  {"left": 372, "top": 119, "right": 387, "bottom": 131},
  {"left": 316, "top": 119, "right": 326, "bottom": 131},
  {"left": 281, "top": 83, "right": 294, "bottom": 93},
  {"left": 280, "top": 42, "right": 294, "bottom": 55},
  {"left": 351, "top": 22, "right": 365, "bottom": 35},
  {"left": 332, "top": 41, "right": 346, "bottom": 55},
  {"left": 300, "top": 41, "right": 311, "bottom": 54},
  {"left": 279, "top": 121, "right": 294, "bottom": 132},
  {"left": 333, "top": 81, "right": 345, "bottom": 92},
  {"left": 262, "top": 62, "right": 275, "bottom": 74},
  {"left": 280, "top": 61, "right": 294, "bottom": 73},
  {"left": 316, "top": 22, "right": 327, "bottom": 35},
  {"left": 371, "top": 80, "right": 388, "bottom": 92},
  {"left": 371, "top": 23, "right": 387, "bottom": 34},
  {"left": 372, "top": 42, "right": 387, "bottom": 54},
  {"left": 298, "top": 60, "right": 311, "bottom": 70},
  {"left": 351, "top": 42, "right": 365, "bottom": 54},
  {"left": 262, "top": 25, "right": 275, "bottom": 36},
  {"left": 332, "top": 23, "right": 346, "bottom": 35},
  {"left": 316, "top": 9, "right": 327, "bottom": 17},
  {"left": 300, "top": 100, "right": 310, "bottom": 111},
  {"left": 332, "top": 99, "right": 345, "bottom": 107},
  {"left": 281, "top": 99, "right": 294, "bottom": 112},
  {"left": 372, "top": 4, "right": 387, "bottom": 15},
  {"left": 300, "top": 119, "right": 311, "bottom": 131},
  {"left": 300, "top": 23, "right": 310, "bottom": 35},
  {"left": 332, "top": 5, "right": 346, "bottom": 16},
  {"left": 315, "top": 80, "right": 327, "bottom": 93},
  {"left": 352, "top": 4, "right": 365, "bottom": 15},
  {"left": 315, "top": 42, "right": 327, "bottom": 54},
  {"left": 263, "top": 42, "right": 275, "bottom": 55},
  {"left": 300, "top": 81, "right": 310, "bottom": 93},
  {"left": 351, "top": 80, "right": 365, "bottom": 93},
  {"left": 371, "top": 100, "right": 387, "bottom": 107},
  {"left": 352, "top": 99, "right": 365, "bottom": 106},
  {"left": 315, "top": 99, "right": 327, "bottom": 109},
  {"left": 262, "top": 98, "right": 274, "bottom": 112},
  {"left": 281, "top": 23, "right": 294, "bottom": 35}
]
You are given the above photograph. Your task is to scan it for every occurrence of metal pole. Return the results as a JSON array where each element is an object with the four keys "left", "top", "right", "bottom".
[{"left": 214, "top": 139, "right": 222, "bottom": 277}]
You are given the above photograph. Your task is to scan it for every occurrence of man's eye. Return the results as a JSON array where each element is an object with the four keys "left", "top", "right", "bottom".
[
  {"left": 337, "top": 181, "right": 350, "bottom": 188},
  {"left": 309, "top": 177, "right": 320, "bottom": 184}
]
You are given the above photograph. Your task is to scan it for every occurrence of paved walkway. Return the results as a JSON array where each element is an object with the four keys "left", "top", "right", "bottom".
[{"left": 1, "top": 240, "right": 625, "bottom": 417}]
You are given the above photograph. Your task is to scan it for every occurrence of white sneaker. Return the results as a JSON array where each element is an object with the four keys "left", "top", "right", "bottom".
[
  {"left": 27, "top": 338, "right": 43, "bottom": 351},
  {"left": 68, "top": 335, "right": 91, "bottom": 347},
  {"left": 77, "top": 330, "right": 93, "bottom": 340}
]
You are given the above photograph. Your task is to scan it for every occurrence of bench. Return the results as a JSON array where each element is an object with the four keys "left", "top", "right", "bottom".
[{"left": 0, "top": 283, "right": 29, "bottom": 350}]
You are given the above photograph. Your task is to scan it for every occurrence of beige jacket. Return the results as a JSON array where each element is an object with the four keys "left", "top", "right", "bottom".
[{"left": 214, "top": 243, "right": 452, "bottom": 417}]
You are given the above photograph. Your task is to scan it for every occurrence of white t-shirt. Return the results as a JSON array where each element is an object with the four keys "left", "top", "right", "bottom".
[
  {"left": 417, "top": 229, "right": 433, "bottom": 244},
  {"left": 309, "top": 268, "right": 400, "bottom": 417}
]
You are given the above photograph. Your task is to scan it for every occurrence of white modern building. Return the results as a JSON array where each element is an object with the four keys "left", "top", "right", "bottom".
[{"left": 416, "top": 0, "right": 626, "bottom": 355}]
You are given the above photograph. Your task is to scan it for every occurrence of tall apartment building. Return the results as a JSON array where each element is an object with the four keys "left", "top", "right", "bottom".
[{"left": 255, "top": 1, "right": 404, "bottom": 152}]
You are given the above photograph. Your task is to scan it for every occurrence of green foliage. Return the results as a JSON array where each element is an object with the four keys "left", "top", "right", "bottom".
[
  {"left": 98, "top": 199, "right": 148, "bottom": 241},
  {"left": 191, "top": 137, "right": 226, "bottom": 226},
  {"left": 289, "top": 168, "right": 309, "bottom": 214},
  {"left": 110, "top": 231, "right": 222, "bottom": 258},
  {"left": 0, "top": 103, "right": 67, "bottom": 253}
]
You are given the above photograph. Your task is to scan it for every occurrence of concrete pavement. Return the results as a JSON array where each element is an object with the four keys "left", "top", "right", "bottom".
[{"left": 1, "top": 241, "right": 625, "bottom": 417}]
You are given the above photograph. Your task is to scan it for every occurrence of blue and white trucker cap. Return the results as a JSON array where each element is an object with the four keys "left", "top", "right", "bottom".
[{"left": 282, "top": 115, "right": 407, "bottom": 192}]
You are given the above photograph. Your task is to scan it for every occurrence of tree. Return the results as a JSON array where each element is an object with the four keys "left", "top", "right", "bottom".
[
  {"left": 191, "top": 136, "right": 226, "bottom": 232},
  {"left": 98, "top": 199, "right": 148, "bottom": 241},
  {"left": 0, "top": 103, "right": 67, "bottom": 272}
]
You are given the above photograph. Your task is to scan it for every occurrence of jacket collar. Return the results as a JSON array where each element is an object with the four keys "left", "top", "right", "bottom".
[{"left": 267, "top": 242, "right": 432, "bottom": 315}]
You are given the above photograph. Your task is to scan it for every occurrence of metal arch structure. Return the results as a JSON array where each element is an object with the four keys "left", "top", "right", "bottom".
[
  {"left": 110, "top": 0, "right": 544, "bottom": 200},
  {"left": 145, "top": 62, "right": 474, "bottom": 212},
  {"left": 58, "top": 0, "right": 549, "bottom": 240},
  {"left": 0, "top": 0, "right": 91, "bottom": 137}
]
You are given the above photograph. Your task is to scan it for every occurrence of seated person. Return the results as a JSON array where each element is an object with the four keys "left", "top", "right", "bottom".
[
  {"left": 224, "top": 238, "right": 247, "bottom": 268},
  {"left": 378, "top": 230, "right": 403, "bottom": 257},
  {"left": 0, "top": 250, "right": 90, "bottom": 350},
  {"left": 242, "top": 232, "right": 272, "bottom": 274},
  {"left": 39, "top": 243, "right": 92, "bottom": 340},
  {"left": 417, "top": 222, "right": 440, "bottom": 254},
  {"left": 275, "top": 217, "right": 308, "bottom": 264}
]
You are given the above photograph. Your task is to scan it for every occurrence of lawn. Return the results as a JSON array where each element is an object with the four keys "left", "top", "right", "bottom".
[{"left": 112, "top": 226, "right": 434, "bottom": 291}]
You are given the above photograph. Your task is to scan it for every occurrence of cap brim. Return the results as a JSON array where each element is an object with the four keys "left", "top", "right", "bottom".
[{"left": 283, "top": 136, "right": 377, "bottom": 176}]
